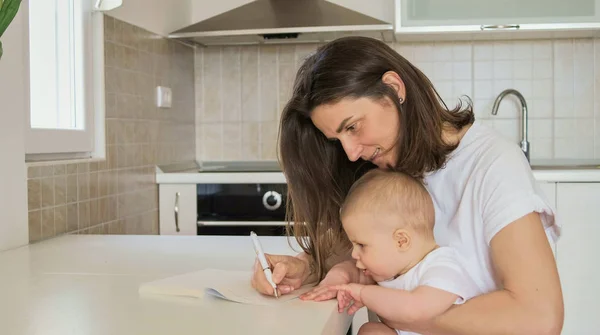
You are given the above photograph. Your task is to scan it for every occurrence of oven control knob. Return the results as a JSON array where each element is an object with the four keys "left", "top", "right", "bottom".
[{"left": 262, "top": 191, "right": 282, "bottom": 210}]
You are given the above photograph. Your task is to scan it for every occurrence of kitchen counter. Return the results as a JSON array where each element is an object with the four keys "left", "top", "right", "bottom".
[
  {"left": 155, "top": 160, "right": 600, "bottom": 184},
  {"left": 0, "top": 235, "right": 351, "bottom": 335}
]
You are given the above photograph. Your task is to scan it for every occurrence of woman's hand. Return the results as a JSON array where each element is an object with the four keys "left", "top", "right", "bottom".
[
  {"left": 250, "top": 253, "right": 310, "bottom": 296},
  {"left": 329, "top": 283, "right": 366, "bottom": 315}
]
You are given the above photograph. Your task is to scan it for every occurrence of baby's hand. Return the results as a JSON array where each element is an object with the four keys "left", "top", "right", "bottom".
[{"left": 328, "top": 283, "right": 365, "bottom": 315}]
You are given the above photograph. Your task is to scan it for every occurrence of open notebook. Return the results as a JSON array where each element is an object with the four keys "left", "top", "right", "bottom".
[{"left": 138, "top": 268, "right": 313, "bottom": 305}]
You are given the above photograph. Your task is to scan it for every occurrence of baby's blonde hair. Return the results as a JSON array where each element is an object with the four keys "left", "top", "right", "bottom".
[{"left": 340, "top": 169, "right": 435, "bottom": 238}]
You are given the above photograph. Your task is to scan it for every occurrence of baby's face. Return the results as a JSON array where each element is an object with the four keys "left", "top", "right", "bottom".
[{"left": 342, "top": 212, "right": 414, "bottom": 282}]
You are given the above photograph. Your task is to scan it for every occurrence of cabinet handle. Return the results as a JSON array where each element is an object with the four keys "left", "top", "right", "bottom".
[
  {"left": 480, "top": 24, "right": 520, "bottom": 30},
  {"left": 174, "top": 192, "right": 180, "bottom": 233}
]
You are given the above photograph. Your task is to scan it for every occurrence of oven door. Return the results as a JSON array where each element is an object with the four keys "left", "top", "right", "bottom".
[{"left": 196, "top": 183, "right": 291, "bottom": 236}]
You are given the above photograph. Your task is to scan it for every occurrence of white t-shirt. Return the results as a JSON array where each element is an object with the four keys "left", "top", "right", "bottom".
[
  {"left": 423, "top": 120, "right": 561, "bottom": 294},
  {"left": 376, "top": 246, "right": 482, "bottom": 335}
]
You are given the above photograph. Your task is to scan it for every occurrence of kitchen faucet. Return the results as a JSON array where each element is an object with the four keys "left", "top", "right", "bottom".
[{"left": 491, "top": 89, "right": 530, "bottom": 162}]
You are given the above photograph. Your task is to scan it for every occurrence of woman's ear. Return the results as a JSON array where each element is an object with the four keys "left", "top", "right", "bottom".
[
  {"left": 381, "top": 71, "right": 406, "bottom": 102},
  {"left": 392, "top": 228, "right": 411, "bottom": 250}
]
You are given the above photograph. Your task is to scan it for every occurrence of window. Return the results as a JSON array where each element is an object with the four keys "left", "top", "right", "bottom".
[{"left": 25, "top": 0, "right": 108, "bottom": 160}]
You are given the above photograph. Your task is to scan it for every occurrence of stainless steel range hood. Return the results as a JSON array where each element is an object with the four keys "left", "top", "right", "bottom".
[{"left": 168, "top": 0, "right": 395, "bottom": 46}]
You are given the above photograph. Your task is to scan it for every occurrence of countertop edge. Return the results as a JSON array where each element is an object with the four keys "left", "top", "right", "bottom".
[{"left": 155, "top": 170, "right": 600, "bottom": 184}]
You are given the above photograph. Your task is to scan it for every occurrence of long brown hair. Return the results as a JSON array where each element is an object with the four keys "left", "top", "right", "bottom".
[{"left": 277, "top": 36, "right": 474, "bottom": 281}]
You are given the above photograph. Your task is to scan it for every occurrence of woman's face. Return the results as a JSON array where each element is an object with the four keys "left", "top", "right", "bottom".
[
  {"left": 311, "top": 96, "right": 401, "bottom": 169},
  {"left": 310, "top": 72, "right": 405, "bottom": 169}
]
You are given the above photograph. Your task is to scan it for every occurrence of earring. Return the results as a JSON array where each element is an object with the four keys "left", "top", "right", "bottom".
[{"left": 399, "top": 97, "right": 404, "bottom": 104}]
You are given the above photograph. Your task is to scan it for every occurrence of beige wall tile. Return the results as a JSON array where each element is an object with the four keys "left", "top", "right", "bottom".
[
  {"left": 260, "top": 122, "right": 278, "bottom": 160},
  {"left": 89, "top": 199, "right": 99, "bottom": 227},
  {"left": 107, "top": 196, "right": 118, "bottom": 222},
  {"left": 222, "top": 123, "right": 242, "bottom": 160},
  {"left": 28, "top": 166, "right": 41, "bottom": 178},
  {"left": 108, "top": 221, "right": 119, "bottom": 234},
  {"left": 106, "top": 145, "right": 118, "bottom": 170},
  {"left": 104, "top": 15, "right": 115, "bottom": 42},
  {"left": 222, "top": 47, "right": 241, "bottom": 123},
  {"left": 66, "top": 174, "right": 78, "bottom": 203},
  {"left": 260, "top": 46, "right": 278, "bottom": 122},
  {"left": 41, "top": 208, "right": 54, "bottom": 239},
  {"left": 202, "top": 124, "right": 223, "bottom": 160},
  {"left": 89, "top": 172, "right": 99, "bottom": 199},
  {"left": 41, "top": 178, "right": 54, "bottom": 208},
  {"left": 27, "top": 17, "right": 196, "bottom": 242},
  {"left": 278, "top": 45, "right": 295, "bottom": 65},
  {"left": 54, "top": 176, "right": 67, "bottom": 206},
  {"left": 278, "top": 63, "right": 296, "bottom": 115},
  {"left": 203, "top": 48, "right": 222, "bottom": 123},
  {"left": 40, "top": 166, "right": 53, "bottom": 177},
  {"left": 79, "top": 201, "right": 90, "bottom": 229},
  {"left": 53, "top": 164, "right": 66, "bottom": 176},
  {"left": 242, "top": 123, "right": 260, "bottom": 160},
  {"left": 78, "top": 173, "right": 90, "bottom": 201},
  {"left": 66, "top": 163, "right": 78, "bottom": 174},
  {"left": 66, "top": 203, "right": 78, "bottom": 232},
  {"left": 54, "top": 205, "right": 67, "bottom": 235},
  {"left": 28, "top": 210, "right": 41, "bottom": 242},
  {"left": 77, "top": 163, "right": 89, "bottom": 173},
  {"left": 27, "top": 179, "right": 41, "bottom": 211},
  {"left": 241, "top": 46, "right": 260, "bottom": 122}
]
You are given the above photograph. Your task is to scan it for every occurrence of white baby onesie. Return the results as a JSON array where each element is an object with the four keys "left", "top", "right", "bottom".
[{"left": 375, "top": 246, "right": 482, "bottom": 335}]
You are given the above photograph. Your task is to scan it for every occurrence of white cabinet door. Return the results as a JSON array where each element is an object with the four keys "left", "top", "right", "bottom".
[
  {"left": 555, "top": 183, "right": 600, "bottom": 334},
  {"left": 158, "top": 184, "right": 197, "bottom": 235},
  {"left": 537, "top": 181, "right": 557, "bottom": 256},
  {"left": 395, "top": 0, "right": 600, "bottom": 34}
]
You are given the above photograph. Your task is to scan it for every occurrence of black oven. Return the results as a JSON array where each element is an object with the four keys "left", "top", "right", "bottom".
[{"left": 196, "top": 183, "right": 291, "bottom": 236}]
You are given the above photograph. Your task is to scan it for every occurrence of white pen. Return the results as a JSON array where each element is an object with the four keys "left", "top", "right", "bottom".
[{"left": 250, "top": 231, "right": 279, "bottom": 298}]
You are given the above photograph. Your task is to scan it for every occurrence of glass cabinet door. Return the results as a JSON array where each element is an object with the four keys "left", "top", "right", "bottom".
[{"left": 397, "top": 0, "right": 600, "bottom": 29}]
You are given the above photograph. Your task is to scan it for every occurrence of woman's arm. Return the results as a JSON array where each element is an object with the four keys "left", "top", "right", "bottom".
[{"left": 387, "top": 212, "right": 564, "bottom": 335}]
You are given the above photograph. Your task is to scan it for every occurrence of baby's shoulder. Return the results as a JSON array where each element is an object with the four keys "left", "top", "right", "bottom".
[
  {"left": 422, "top": 246, "right": 462, "bottom": 263},
  {"left": 415, "top": 246, "right": 468, "bottom": 275}
]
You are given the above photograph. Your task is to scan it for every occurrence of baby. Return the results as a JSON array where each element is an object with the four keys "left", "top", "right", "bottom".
[{"left": 329, "top": 169, "right": 482, "bottom": 335}]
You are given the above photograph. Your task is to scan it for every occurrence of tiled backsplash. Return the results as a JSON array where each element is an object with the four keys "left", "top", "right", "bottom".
[
  {"left": 26, "top": 16, "right": 195, "bottom": 243},
  {"left": 195, "top": 38, "right": 600, "bottom": 161}
]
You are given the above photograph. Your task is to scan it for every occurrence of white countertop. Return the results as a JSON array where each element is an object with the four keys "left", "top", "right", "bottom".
[
  {"left": 155, "top": 160, "right": 600, "bottom": 184},
  {"left": 0, "top": 235, "right": 351, "bottom": 335}
]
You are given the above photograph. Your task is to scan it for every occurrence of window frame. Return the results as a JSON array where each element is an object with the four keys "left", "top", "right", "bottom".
[{"left": 24, "top": 0, "right": 106, "bottom": 161}]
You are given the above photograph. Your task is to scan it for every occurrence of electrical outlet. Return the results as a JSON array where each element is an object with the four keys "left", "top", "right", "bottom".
[{"left": 156, "top": 86, "right": 172, "bottom": 108}]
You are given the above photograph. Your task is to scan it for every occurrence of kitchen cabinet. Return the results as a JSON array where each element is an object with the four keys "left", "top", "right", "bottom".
[
  {"left": 394, "top": 0, "right": 600, "bottom": 39},
  {"left": 555, "top": 182, "right": 600, "bottom": 334},
  {"left": 158, "top": 184, "right": 197, "bottom": 235}
]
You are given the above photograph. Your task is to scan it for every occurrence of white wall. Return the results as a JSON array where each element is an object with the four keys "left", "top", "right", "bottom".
[
  {"left": 108, "top": 0, "right": 192, "bottom": 36},
  {"left": 0, "top": 4, "right": 30, "bottom": 251}
]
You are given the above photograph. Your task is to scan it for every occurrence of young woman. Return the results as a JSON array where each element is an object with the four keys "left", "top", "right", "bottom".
[{"left": 251, "top": 36, "right": 563, "bottom": 334}]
